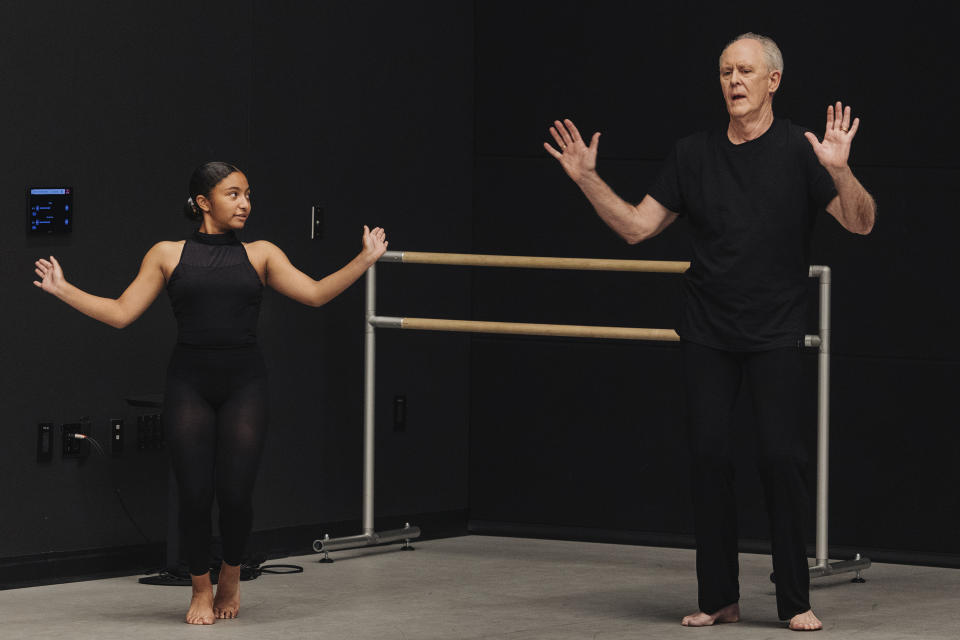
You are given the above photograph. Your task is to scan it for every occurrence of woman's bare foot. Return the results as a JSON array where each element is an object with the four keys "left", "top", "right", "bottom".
[
  {"left": 186, "top": 573, "right": 215, "bottom": 625},
  {"left": 681, "top": 602, "right": 740, "bottom": 626},
  {"left": 789, "top": 609, "right": 822, "bottom": 631},
  {"left": 213, "top": 562, "right": 241, "bottom": 619}
]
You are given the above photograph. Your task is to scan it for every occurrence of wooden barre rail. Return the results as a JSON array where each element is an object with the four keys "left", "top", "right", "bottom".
[
  {"left": 384, "top": 251, "right": 690, "bottom": 273},
  {"left": 375, "top": 316, "right": 680, "bottom": 342}
]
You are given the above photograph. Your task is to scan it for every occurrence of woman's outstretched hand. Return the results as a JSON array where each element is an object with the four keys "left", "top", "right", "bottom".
[
  {"left": 361, "top": 225, "right": 388, "bottom": 265},
  {"left": 34, "top": 256, "right": 66, "bottom": 295}
]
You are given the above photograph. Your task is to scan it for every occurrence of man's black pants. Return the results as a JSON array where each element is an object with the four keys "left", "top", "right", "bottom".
[{"left": 681, "top": 340, "right": 812, "bottom": 620}]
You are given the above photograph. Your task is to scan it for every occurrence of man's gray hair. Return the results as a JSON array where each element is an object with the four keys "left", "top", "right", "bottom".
[{"left": 720, "top": 32, "right": 784, "bottom": 73}]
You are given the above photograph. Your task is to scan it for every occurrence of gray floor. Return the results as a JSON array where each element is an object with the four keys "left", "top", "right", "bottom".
[{"left": 1, "top": 536, "right": 956, "bottom": 639}]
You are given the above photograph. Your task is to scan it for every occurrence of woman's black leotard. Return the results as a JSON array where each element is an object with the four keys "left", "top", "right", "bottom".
[{"left": 164, "top": 230, "right": 267, "bottom": 575}]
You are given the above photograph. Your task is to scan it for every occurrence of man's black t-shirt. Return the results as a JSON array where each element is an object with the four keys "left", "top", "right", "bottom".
[{"left": 648, "top": 118, "right": 837, "bottom": 351}]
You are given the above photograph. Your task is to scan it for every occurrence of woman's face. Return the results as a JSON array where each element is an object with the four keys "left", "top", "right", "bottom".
[{"left": 198, "top": 171, "right": 251, "bottom": 231}]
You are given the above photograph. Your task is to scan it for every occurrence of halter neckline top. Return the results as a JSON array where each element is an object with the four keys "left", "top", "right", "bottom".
[
  {"left": 167, "top": 230, "right": 263, "bottom": 347},
  {"left": 193, "top": 229, "right": 239, "bottom": 245}
]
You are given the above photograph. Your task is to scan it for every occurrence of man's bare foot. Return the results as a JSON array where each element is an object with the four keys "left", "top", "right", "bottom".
[
  {"left": 681, "top": 602, "right": 740, "bottom": 626},
  {"left": 186, "top": 573, "right": 215, "bottom": 625},
  {"left": 789, "top": 610, "right": 822, "bottom": 631},
  {"left": 213, "top": 562, "right": 241, "bottom": 619}
]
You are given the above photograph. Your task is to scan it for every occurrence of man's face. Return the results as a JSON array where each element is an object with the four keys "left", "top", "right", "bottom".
[{"left": 719, "top": 38, "right": 780, "bottom": 119}]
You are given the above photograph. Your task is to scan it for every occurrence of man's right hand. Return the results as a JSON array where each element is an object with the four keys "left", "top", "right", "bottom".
[{"left": 544, "top": 118, "right": 601, "bottom": 183}]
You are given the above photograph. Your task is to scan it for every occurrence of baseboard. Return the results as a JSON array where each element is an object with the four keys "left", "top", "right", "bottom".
[
  {"left": 10, "top": 514, "right": 950, "bottom": 591},
  {"left": 0, "top": 543, "right": 165, "bottom": 591},
  {"left": 468, "top": 520, "right": 960, "bottom": 569},
  {"left": 0, "top": 509, "right": 468, "bottom": 591}
]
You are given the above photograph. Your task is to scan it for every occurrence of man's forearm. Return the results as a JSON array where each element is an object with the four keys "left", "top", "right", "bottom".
[
  {"left": 829, "top": 166, "right": 876, "bottom": 234},
  {"left": 575, "top": 171, "right": 647, "bottom": 243}
]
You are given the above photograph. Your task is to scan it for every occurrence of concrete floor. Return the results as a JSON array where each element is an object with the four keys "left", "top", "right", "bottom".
[{"left": 0, "top": 536, "right": 956, "bottom": 639}]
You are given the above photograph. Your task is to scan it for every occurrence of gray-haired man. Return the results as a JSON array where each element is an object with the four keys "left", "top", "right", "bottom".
[{"left": 545, "top": 33, "right": 875, "bottom": 631}]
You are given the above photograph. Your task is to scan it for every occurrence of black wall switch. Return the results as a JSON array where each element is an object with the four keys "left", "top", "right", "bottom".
[{"left": 37, "top": 423, "right": 53, "bottom": 462}]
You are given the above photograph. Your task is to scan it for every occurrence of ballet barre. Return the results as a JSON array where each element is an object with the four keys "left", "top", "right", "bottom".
[{"left": 313, "top": 251, "right": 870, "bottom": 582}]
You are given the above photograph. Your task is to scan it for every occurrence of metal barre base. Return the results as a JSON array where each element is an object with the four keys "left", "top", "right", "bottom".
[
  {"left": 810, "top": 554, "right": 871, "bottom": 580},
  {"left": 774, "top": 554, "right": 871, "bottom": 584},
  {"left": 312, "top": 524, "right": 422, "bottom": 559}
]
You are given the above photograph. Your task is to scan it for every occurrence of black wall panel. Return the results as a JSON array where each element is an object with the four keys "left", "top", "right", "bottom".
[
  {"left": 476, "top": 1, "right": 960, "bottom": 168},
  {"left": 1, "top": 0, "right": 253, "bottom": 558},
  {"left": 245, "top": 0, "right": 474, "bottom": 528},
  {"left": 1, "top": 0, "right": 473, "bottom": 563},
  {"left": 470, "top": 1, "right": 960, "bottom": 558}
]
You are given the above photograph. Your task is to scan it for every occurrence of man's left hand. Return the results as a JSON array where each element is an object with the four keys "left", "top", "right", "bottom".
[{"left": 805, "top": 101, "right": 859, "bottom": 171}]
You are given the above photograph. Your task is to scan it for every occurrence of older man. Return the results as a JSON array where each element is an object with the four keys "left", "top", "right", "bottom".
[{"left": 544, "top": 33, "right": 875, "bottom": 631}]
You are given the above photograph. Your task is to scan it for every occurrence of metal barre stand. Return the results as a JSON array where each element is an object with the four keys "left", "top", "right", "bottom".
[
  {"left": 312, "top": 259, "right": 422, "bottom": 562},
  {"left": 314, "top": 252, "right": 870, "bottom": 582},
  {"left": 806, "top": 265, "right": 870, "bottom": 582}
]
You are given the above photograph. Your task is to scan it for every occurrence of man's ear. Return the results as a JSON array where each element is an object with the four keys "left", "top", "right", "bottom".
[{"left": 768, "top": 70, "right": 782, "bottom": 96}]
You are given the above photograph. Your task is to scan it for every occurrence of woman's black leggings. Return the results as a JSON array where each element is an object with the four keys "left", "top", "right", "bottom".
[
  {"left": 163, "top": 344, "right": 268, "bottom": 576},
  {"left": 681, "top": 340, "right": 811, "bottom": 621}
]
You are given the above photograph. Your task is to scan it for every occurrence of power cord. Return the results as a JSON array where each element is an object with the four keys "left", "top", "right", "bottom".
[
  {"left": 236, "top": 554, "right": 303, "bottom": 580},
  {"left": 70, "top": 432, "right": 105, "bottom": 456},
  {"left": 114, "top": 488, "right": 153, "bottom": 545},
  {"left": 261, "top": 564, "right": 304, "bottom": 574}
]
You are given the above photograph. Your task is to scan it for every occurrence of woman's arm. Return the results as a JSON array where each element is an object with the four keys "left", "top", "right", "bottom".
[
  {"left": 261, "top": 226, "right": 387, "bottom": 307},
  {"left": 33, "top": 243, "right": 173, "bottom": 328}
]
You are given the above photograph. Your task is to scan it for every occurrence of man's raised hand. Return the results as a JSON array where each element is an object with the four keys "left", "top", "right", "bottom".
[
  {"left": 544, "top": 118, "right": 601, "bottom": 183},
  {"left": 804, "top": 102, "right": 859, "bottom": 172}
]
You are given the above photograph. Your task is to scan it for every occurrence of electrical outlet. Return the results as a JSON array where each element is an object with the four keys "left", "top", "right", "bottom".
[
  {"left": 62, "top": 422, "right": 89, "bottom": 458},
  {"left": 111, "top": 418, "right": 123, "bottom": 455},
  {"left": 37, "top": 423, "right": 53, "bottom": 462}
]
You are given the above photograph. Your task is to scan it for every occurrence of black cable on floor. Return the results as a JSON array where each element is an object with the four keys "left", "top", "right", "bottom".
[
  {"left": 237, "top": 556, "right": 303, "bottom": 580},
  {"left": 260, "top": 564, "right": 304, "bottom": 574}
]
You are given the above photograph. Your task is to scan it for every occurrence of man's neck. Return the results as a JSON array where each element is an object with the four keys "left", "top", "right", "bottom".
[{"left": 727, "top": 106, "right": 775, "bottom": 144}]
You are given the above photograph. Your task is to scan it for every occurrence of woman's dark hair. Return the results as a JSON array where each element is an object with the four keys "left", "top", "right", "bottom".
[{"left": 183, "top": 161, "right": 241, "bottom": 220}]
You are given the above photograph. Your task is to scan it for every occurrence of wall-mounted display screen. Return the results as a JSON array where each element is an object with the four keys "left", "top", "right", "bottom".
[{"left": 28, "top": 187, "right": 73, "bottom": 234}]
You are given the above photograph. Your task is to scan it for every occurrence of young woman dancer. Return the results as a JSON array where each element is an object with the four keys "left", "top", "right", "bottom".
[{"left": 33, "top": 161, "right": 388, "bottom": 624}]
